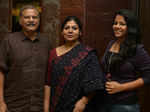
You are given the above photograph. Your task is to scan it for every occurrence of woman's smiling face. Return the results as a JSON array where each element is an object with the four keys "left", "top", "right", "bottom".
[{"left": 113, "top": 15, "right": 127, "bottom": 39}]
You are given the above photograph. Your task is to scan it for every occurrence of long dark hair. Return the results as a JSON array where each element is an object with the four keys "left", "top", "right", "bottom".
[
  {"left": 109, "top": 9, "right": 141, "bottom": 71},
  {"left": 116, "top": 9, "right": 141, "bottom": 58}
]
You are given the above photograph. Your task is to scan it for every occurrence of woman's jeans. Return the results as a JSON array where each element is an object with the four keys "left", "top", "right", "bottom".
[{"left": 98, "top": 103, "right": 140, "bottom": 112}]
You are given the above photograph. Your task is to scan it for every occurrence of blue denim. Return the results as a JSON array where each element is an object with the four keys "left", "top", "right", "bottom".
[{"left": 98, "top": 103, "right": 140, "bottom": 112}]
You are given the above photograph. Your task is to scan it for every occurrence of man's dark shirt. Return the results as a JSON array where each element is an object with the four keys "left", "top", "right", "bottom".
[{"left": 0, "top": 32, "right": 51, "bottom": 112}]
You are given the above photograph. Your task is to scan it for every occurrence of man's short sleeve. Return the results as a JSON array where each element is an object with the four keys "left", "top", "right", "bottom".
[{"left": 0, "top": 37, "right": 10, "bottom": 73}]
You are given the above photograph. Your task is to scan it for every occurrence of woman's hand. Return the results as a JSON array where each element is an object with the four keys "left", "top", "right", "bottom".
[
  {"left": 73, "top": 97, "right": 88, "bottom": 112},
  {"left": 73, "top": 100, "right": 86, "bottom": 112},
  {"left": 105, "top": 78, "right": 144, "bottom": 94},
  {"left": 105, "top": 81, "right": 123, "bottom": 94}
]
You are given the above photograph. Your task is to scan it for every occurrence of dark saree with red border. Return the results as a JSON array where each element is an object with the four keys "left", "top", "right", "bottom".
[{"left": 46, "top": 44, "right": 104, "bottom": 112}]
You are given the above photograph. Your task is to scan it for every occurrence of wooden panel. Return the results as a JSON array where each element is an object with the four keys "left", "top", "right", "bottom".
[
  {"left": 0, "top": 0, "right": 10, "bottom": 41},
  {"left": 60, "top": 0, "right": 84, "bottom": 44},
  {"left": 139, "top": 0, "right": 150, "bottom": 53},
  {"left": 60, "top": 0, "right": 84, "bottom": 20},
  {"left": 42, "top": 0, "right": 60, "bottom": 47},
  {"left": 138, "top": 1, "right": 150, "bottom": 112},
  {"left": 84, "top": 0, "right": 137, "bottom": 58},
  {"left": 60, "top": 1, "right": 150, "bottom": 112}
]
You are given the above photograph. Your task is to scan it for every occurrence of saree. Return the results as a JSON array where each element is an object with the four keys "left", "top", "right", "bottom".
[{"left": 46, "top": 44, "right": 104, "bottom": 112}]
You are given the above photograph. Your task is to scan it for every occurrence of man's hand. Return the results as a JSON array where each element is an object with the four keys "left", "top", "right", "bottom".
[{"left": 0, "top": 101, "right": 7, "bottom": 112}]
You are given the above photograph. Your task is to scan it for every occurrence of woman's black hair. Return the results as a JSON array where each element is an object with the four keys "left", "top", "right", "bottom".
[
  {"left": 116, "top": 9, "right": 141, "bottom": 56},
  {"left": 61, "top": 16, "right": 82, "bottom": 32},
  {"left": 109, "top": 9, "right": 141, "bottom": 72}
]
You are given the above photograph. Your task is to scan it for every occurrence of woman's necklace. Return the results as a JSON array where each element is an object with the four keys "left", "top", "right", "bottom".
[
  {"left": 106, "top": 52, "right": 114, "bottom": 81},
  {"left": 57, "top": 41, "right": 80, "bottom": 56},
  {"left": 63, "top": 41, "right": 80, "bottom": 52}
]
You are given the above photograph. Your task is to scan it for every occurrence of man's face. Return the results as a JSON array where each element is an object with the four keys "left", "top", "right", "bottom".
[{"left": 19, "top": 8, "right": 40, "bottom": 32}]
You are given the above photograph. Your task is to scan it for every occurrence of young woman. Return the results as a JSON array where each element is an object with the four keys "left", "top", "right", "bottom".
[
  {"left": 44, "top": 16, "right": 104, "bottom": 112},
  {"left": 101, "top": 9, "right": 150, "bottom": 112}
]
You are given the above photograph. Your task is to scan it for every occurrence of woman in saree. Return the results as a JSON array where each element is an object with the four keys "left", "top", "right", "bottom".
[{"left": 44, "top": 16, "right": 104, "bottom": 112}]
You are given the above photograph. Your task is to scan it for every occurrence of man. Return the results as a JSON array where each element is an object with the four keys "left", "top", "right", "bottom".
[{"left": 0, "top": 5, "right": 51, "bottom": 112}]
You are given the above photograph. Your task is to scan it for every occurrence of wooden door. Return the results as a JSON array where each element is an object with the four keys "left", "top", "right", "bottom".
[
  {"left": 138, "top": 0, "right": 150, "bottom": 112},
  {"left": 60, "top": 1, "right": 150, "bottom": 112},
  {"left": 84, "top": 0, "right": 137, "bottom": 58},
  {"left": 60, "top": 0, "right": 137, "bottom": 58},
  {"left": 0, "top": 0, "right": 10, "bottom": 41},
  {"left": 60, "top": 0, "right": 84, "bottom": 44}
]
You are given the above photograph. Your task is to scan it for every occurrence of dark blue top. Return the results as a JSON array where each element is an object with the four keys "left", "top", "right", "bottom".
[{"left": 101, "top": 40, "right": 150, "bottom": 104}]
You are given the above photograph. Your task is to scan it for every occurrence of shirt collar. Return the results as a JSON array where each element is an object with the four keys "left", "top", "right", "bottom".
[{"left": 20, "top": 31, "right": 40, "bottom": 42}]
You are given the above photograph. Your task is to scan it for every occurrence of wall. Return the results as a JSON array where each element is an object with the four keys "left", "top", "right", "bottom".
[
  {"left": 0, "top": 0, "right": 10, "bottom": 41},
  {"left": 60, "top": 0, "right": 84, "bottom": 45},
  {"left": 42, "top": 0, "right": 60, "bottom": 47},
  {"left": 60, "top": 0, "right": 137, "bottom": 58},
  {"left": 138, "top": 0, "right": 150, "bottom": 112},
  {"left": 60, "top": 1, "right": 150, "bottom": 112},
  {"left": 84, "top": 0, "right": 137, "bottom": 58}
]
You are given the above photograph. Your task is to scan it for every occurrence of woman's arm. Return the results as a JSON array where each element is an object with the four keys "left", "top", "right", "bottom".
[
  {"left": 44, "top": 85, "right": 51, "bottom": 112},
  {"left": 106, "top": 45, "right": 150, "bottom": 94},
  {"left": 105, "top": 78, "right": 144, "bottom": 94}
]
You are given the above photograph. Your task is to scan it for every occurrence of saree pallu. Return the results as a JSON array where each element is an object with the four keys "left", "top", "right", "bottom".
[{"left": 46, "top": 44, "right": 104, "bottom": 112}]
